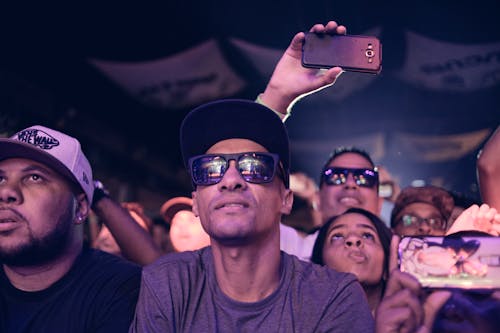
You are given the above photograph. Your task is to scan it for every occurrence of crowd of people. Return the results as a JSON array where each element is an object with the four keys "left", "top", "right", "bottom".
[{"left": 1, "top": 20, "right": 499, "bottom": 333}]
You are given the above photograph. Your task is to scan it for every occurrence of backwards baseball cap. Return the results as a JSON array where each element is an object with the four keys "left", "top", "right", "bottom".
[
  {"left": 180, "top": 99, "right": 290, "bottom": 188},
  {"left": 390, "top": 185, "right": 454, "bottom": 228},
  {"left": 160, "top": 196, "right": 193, "bottom": 225},
  {"left": 0, "top": 125, "right": 94, "bottom": 203}
]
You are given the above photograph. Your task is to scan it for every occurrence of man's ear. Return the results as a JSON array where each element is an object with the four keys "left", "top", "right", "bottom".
[
  {"left": 75, "top": 193, "right": 90, "bottom": 225},
  {"left": 280, "top": 189, "right": 294, "bottom": 215},
  {"left": 191, "top": 191, "right": 199, "bottom": 217}
]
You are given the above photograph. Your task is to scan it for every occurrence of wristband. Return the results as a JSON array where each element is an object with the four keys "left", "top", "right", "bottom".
[
  {"left": 255, "top": 93, "right": 291, "bottom": 122},
  {"left": 92, "top": 180, "right": 110, "bottom": 208}
]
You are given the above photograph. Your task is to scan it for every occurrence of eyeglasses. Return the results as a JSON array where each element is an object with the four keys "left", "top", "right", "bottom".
[
  {"left": 398, "top": 214, "right": 447, "bottom": 231},
  {"left": 322, "top": 167, "right": 378, "bottom": 188},
  {"left": 188, "top": 152, "right": 281, "bottom": 186}
]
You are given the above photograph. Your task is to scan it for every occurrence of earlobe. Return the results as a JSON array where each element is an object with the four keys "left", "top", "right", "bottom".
[
  {"left": 75, "top": 193, "right": 90, "bottom": 224},
  {"left": 280, "top": 189, "right": 294, "bottom": 215}
]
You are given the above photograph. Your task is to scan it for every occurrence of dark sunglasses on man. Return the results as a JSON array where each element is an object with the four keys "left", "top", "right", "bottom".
[
  {"left": 189, "top": 152, "right": 285, "bottom": 186},
  {"left": 321, "top": 167, "right": 379, "bottom": 188}
]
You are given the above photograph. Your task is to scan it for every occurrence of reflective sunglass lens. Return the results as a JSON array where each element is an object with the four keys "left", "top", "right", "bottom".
[
  {"left": 192, "top": 156, "right": 226, "bottom": 185},
  {"left": 239, "top": 154, "right": 275, "bottom": 183}
]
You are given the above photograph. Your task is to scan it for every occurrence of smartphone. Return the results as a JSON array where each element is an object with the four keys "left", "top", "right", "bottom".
[
  {"left": 398, "top": 236, "right": 500, "bottom": 289},
  {"left": 302, "top": 33, "right": 382, "bottom": 74}
]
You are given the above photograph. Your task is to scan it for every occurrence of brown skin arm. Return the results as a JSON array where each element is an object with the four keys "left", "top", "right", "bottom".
[
  {"left": 92, "top": 196, "right": 162, "bottom": 265},
  {"left": 259, "top": 21, "right": 346, "bottom": 117},
  {"left": 477, "top": 126, "right": 500, "bottom": 210}
]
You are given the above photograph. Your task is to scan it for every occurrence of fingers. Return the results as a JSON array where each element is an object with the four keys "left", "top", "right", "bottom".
[
  {"left": 385, "top": 269, "right": 422, "bottom": 298},
  {"left": 376, "top": 270, "right": 425, "bottom": 333},
  {"left": 289, "top": 32, "right": 305, "bottom": 52},
  {"left": 319, "top": 67, "right": 343, "bottom": 85},
  {"left": 309, "top": 21, "right": 346, "bottom": 35},
  {"left": 389, "top": 234, "right": 400, "bottom": 273}
]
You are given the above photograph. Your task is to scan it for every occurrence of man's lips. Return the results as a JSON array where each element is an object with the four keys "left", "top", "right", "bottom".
[
  {"left": 0, "top": 209, "right": 22, "bottom": 223},
  {"left": 214, "top": 199, "right": 250, "bottom": 210},
  {"left": 338, "top": 196, "right": 361, "bottom": 206}
]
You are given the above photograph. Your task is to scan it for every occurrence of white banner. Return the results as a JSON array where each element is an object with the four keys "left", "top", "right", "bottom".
[
  {"left": 89, "top": 40, "right": 246, "bottom": 109},
  {"left": 395, "top": 31, "right": 500, "bottom": 91}
]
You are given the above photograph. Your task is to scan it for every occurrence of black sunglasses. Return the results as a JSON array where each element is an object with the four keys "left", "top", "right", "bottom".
[
  {"left": 322, "top": 167, "right": 378, "bottom": 188},
  {"left": 188, "top": 152, "right": 281, "bottom": 186}
]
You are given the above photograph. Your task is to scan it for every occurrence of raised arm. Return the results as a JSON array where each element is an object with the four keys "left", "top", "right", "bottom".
[
  {"left": 477, "top": 126, "right": 500, "bottom": 210},
  {"left": 259, "top": 21, "right": 346, "bottom": 119},
  {"left": 91, "top": 183, "right": 162, "bottom": 265}
]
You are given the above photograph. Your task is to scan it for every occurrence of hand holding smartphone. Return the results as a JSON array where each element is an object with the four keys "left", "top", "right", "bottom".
[
  {"left": 398, "top": 235, "right": 500, "bottom": 290},
  {"left": 301, "top": 32, "right": 382, "bottom": 74}
]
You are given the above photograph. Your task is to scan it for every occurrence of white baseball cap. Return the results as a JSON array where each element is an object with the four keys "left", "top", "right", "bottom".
[{"left": 0, "top": 125, "right": 94, "bottom": 203}]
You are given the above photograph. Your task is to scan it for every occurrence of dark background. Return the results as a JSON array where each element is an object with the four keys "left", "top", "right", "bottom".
[{"left": 1, "top": 1, "right": 499, "bottom": 214}]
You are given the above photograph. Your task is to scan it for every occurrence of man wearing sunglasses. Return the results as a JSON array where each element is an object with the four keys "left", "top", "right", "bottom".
[
  {"left": 129, "top": 99, "right": 373, "bottom": 332},
  {"left": 318, "top": 147, "right": 381, "bottom": 222}
]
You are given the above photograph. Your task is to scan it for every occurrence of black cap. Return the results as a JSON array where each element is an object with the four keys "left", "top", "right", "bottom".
[{"left": 180, "top": 99, "right": 290, "bottom": 188}]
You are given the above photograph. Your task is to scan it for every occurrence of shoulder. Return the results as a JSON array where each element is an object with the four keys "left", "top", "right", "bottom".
[
  {"left": 142, "top": 247, "right": 210, "bottom": 283},
  {"left": 72, "top": 248, "right": 142, "bottom": 294},
  {"left": 84, "top": 248, "right": 141, "bottom": 276},
  {"left": 284, "top": 252, "right": 360, "bottom": 293}
]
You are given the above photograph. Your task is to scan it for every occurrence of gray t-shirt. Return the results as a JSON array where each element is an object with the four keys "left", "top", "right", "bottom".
[{"left": 129, "top": 247, "right": 374, "bottom": 333}]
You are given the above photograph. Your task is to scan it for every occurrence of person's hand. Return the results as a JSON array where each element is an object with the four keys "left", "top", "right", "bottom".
[
  {"left": 446, "top": 203, "right": 500, "bottom": 236},
  {"left": 375, "top": 236, "right": 451, "bottom": 333},
  {"left": 259, "top": 21, "right": 346, "bottom": 117}
]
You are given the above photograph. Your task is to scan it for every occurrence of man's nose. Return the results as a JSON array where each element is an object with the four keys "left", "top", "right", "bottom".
[
  {"left": 218, "top": 161, "right": 247, "bottom": 191},
  {"left": 0, "top": 181, "right": 22, "bottom": 204}
]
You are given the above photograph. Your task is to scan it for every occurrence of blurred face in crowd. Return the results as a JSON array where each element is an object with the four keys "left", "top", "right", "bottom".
[
  {"left": 169, "top": 210, "right": 210, "bottom": 252},
  {"left": 321, "top": 212, "right": 385, "bottom": 286},
  {"left": 0, "top": 158, "right": 84, "bottom": 266},
  {"left": 393, "top": 202, "right": 447, "bottom": 236},
  {"left": 93, "top": 208, "right": 150, "bottom": 256},
  {"left": 319, "top": 153, "right": 380, "bottom": 221}
]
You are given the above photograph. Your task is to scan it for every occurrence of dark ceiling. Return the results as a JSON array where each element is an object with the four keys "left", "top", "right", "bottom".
[{"left": 1, "top": 1, "right": 499, "bottom": 204}]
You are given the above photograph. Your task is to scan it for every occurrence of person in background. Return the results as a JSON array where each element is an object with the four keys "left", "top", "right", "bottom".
[
  {"left": 0, "top": 125, "right": 141, "bottom": 332},
  {"left": 159, "top": 196, "right": 210, "bottom": 252},
  {"left": 390, "top": 185, "right": 454, "bottom": 236},
  {"left": 311, "top": 207, "right": 392, "bottom": 314},
  {"left": 151, "top": 216, "right": 174, "bottom": 254},
  {"left": 92, "top": 201, "right": 155, "bottom": 260},
  {"left": 282, "top": 172, "right": 321, "bottom": 233},
  {"left": 280, "top": 146, "right": 382, "bottom": 261},
  {"left": 129, "top": 98, "right": 373, "bottom": 332},
  {"left": 91, "top": 183, "right": 162, "bottom": 266},
  {"left": 253, "top": 21, "right": 383, "bottom": 260}
]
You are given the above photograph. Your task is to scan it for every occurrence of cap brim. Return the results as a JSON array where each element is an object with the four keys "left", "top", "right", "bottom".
[
  {"left": 0, "top": 139, "right": 81, "bottom": 191},
  {"left": 160, "top": 196, "right": 193, "bottom": 224}
]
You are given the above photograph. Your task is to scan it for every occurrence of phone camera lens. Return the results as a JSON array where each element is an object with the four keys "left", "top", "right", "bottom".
[{"left": 365, "top": 49, "right": 374, "bottom": 58}]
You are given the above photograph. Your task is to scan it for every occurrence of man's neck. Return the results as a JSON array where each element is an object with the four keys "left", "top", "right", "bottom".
[
  {"left": 3, "top": 241, "right": 82, "bottom": 292},
  {"left": 211, "top": 237, "right": 282, "bottom": 303}
]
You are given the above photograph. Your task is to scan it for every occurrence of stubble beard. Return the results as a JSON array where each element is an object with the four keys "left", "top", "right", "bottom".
[{"left": 0, "top": 205, "right": 74, "bottom": 267}]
